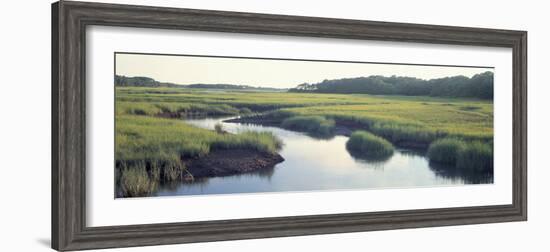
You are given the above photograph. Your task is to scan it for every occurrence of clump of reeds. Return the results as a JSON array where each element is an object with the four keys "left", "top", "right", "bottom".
[
  {"left": 427, "top": 138, "right": 466, "bottom": 164},
  {"left": 427, "top": 138, "right": 493, "bottom": 171},
  {"left": 456, "top": 141, "right": 493, "bottom": 171},
  {"left": 119, "top": 164, "right": 158, "bottom": 197},
  {"left": 346, "top": 131, "right": 394, "bottom": 159},
  {"left": 214, "top": 123, "right": 224, "bottom": 134}
]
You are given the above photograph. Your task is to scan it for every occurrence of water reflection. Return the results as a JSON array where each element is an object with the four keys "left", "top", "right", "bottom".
[
  {"left": 161, "top": 165, "right": 276, "bottom": 191},
  {"left": 398, "top": 148, "right": 428, "bottom": 158},
  {"left": 429, "top": 161, "right": 493, "bottom": 184},
  {"left": 153, "top": 116, "right": 493, "bottom": 196},
  {"left": 346, "top": 148, "right": 394, "bottom": 166}
]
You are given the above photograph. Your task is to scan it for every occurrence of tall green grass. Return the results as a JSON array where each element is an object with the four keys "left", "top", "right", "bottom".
[
  {"left": 456, "top": 141, "right": 493, "bottom": 171},
  {"left": 116, "top": 115, "right": 282, "bottom": 160},
  {"left": 427, "top": 138, "right": 493, "bottom": 171},
  {"left": 210, "top": 131, "right": 283, "bottom": 154},
  {"left": 346, "top": 131, "right": 394, "bottom": 159},
  {"left": 118, "top": 165, "right": 158, "bottom": 197},
  {"left": 427, "top": 138, "right": 466, "bottom": 164},
  {"left": 281, "top": 115, "right": 335, "bottom": 136},
  {"left": 370, "top": 122, "right": 443, "bottom": 145}
]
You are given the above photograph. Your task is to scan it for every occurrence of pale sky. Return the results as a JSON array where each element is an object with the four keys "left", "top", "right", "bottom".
[{"left": 115, "top": 53, "right": 493, "bottom": 88}]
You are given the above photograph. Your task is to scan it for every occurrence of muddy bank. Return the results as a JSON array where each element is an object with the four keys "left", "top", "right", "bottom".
[
  {"left": 115, "top": 148, "right": 284, "bottom": 197},
  {"left": 185, "top": 149, "right": 285, "bottom": 178}
]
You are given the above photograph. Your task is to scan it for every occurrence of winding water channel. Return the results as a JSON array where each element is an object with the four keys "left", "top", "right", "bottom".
[{"left": 154, "top": 117, "right": 493, "bottom": 196}]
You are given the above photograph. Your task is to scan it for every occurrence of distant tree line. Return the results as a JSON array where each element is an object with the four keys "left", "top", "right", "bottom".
[
  {"left": 187, "top": 84, "right": 253, "bottom": 89},
  {"left": 288, "top": 71, "right": 494, "bottom": 99},
  {"left": 115, "top": 75, "right": 182, "bottom": 87},
  {"left": 115, "top": 75, "right": 286, "bottom": 91},
  {"left": 186, "top": 84, "right": 285, "bottom": 92}
]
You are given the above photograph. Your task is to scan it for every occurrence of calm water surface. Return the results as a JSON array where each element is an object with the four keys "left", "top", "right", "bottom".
[{"left": 154, "top": 117, "right": 492, "bottom": 196}]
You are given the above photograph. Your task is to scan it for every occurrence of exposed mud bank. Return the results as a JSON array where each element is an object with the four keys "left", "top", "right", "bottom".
[{"left": 185, "top": 149, "right": 285, "bottom": 178}]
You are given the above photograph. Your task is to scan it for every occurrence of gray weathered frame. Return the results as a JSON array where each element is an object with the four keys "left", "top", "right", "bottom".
[{"left": 52, "top": 1, "right": 527, "bottom": 251}]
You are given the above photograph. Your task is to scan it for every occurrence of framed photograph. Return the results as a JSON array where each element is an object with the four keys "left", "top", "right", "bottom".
[{"left": 52, "top": 1, "right": 527, "bottom": 251}]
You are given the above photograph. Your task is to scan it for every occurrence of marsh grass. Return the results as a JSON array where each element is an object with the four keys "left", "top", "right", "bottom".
[
  {"left": 117, "top": 87, "right": 493, "bottom": 142},
  {"left": 116, "top": 115, "right": 282, "bottom": 197},
  {"left": 115, "top": 87, "right": 494, "bottom": 195},
  {"left": 214, "top": 123, "right": 224, "bottom": 134},
  {"left": 427, "top": 138, "right": 493, "bottom": 171},
  {"left": 282, "top": 98, "right": 493, "bottom": 143},
  {"left": 116, "top": 101, "right": 241, "bottom": 117},
  {"left": 346, "top": 131, "right": 394, "bottom": 159},
  {"left": 116, "top": 115, "right": 282, "bottom": 159},
  {"left": 281, "top": 115, "right": 335, "bottom": 137},
  {"left": 456, "top": 141, "right": 493, "bottom": 171},
  {"left": 210, "top": 131, "right": 283, "bottom": 153},
  {"left": 427, "top": 138, "right": 466, "bottom": 164},
  {"left": 119, "top": 165, "right": 158, "bottom": 197},
  {"left": 369, "top": 122, "right": 443, "bottom": 145},
  {"left": 116, "top": 87, "right": 366, "bottom": 112}
]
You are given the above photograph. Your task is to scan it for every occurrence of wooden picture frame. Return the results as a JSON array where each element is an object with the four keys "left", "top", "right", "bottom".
[{"left": 52, "top": 1, "right": 527, "bottom": 251}]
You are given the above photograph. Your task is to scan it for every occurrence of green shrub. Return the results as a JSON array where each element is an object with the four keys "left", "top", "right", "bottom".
[
  {"left": 281, "top": 115, "right": 335, "bottom": 136},
  {"left": 346, "top": 131, "right": 394, "bottom": 158}
]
